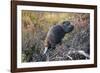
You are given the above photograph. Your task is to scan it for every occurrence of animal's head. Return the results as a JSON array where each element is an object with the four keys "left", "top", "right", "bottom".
[{"left": 61, "top": 21, "right": 74, "bottom": 33}]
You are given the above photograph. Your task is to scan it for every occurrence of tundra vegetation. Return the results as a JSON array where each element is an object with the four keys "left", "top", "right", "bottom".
[{"left": 22, "top": 10, "right": 90, "bottom": 62}]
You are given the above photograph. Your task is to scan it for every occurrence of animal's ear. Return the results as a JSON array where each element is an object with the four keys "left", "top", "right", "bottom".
[{"left": 62, "top": 21, "right": 66, "bottom": 24}]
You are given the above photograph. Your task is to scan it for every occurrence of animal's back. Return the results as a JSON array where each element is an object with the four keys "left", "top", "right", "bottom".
[{"left": 45, "top": 25, "right": 65, "bottom": 49}]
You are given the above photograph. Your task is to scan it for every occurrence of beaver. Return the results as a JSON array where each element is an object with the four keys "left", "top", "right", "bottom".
[{"left": 43, "top": 21, "right": 74, "bottom": 54}]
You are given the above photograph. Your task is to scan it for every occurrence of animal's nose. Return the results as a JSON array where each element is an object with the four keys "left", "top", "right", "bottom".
[{"left": 70, "top": 25, "right": 74, "bottom": 30}]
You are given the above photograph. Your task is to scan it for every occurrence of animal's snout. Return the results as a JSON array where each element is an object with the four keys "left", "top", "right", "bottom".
[
  {"left": 66, "top": 24, "right": 74, "bottom": 33},
  {"left": 70, "top": 25, "right": 74, "bottom": 30}
]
